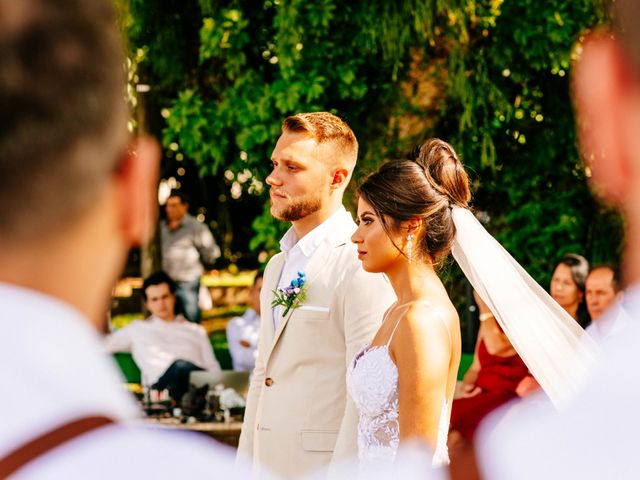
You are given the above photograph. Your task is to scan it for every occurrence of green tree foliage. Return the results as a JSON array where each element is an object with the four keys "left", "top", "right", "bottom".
[
  {"left": 432, "top": 0, "right": 619, "bottom": 284},
  {"left": 122, "top": 0, "right": 621, "bottom": 289}
]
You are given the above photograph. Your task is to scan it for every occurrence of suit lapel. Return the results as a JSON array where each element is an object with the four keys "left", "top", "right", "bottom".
[
  {"left": 265, "top": 213, "right": 357, "bottom": 360},
  {"left": 261, "top": 253, "right": 286, "bottom": 342},
  {"left": 268, "top": 239, "right": 335, "bottom": 354}
]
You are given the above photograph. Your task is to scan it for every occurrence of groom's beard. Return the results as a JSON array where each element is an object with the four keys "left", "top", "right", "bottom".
[{"left": 270, "top": 190, "right": 322, "bottom": 222}]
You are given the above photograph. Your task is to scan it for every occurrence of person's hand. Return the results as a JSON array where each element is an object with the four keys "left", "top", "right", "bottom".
[
  {"left": 239, "top": 339, "right": 251, "bottom": 348},
  {"left": 459, "top": 383, "right": 481, "bottom": 398},
  {"left": 516, "top": 375, "right": 540, "bottom": 397}
]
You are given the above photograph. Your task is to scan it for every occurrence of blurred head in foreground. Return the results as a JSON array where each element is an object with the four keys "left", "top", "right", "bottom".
[
  {"left": 573, "top": 0, "right": 640, "bottom": 285},
  {"left": 0, "top": 0, "right": 160, "bottom": 325}
]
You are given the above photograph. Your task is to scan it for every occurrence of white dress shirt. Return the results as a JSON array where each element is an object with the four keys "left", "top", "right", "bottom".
[
  {"left": 0, "top": 283, "right": 245, "bottom": 479},
  {"left": 477, "top": 284, "right": 640, "bottom": 480},
  {"left": 272, "top": 206, "right": 353, "bottom": 332},
  {"left": 105, "top": 315, "right": 220, "bottom": 386},
  {"left": 226, "top": 308, "right": 260, "bottom": 371}
]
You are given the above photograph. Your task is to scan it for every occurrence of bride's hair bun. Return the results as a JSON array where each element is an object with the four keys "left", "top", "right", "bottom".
[
  {"left": 410, "top": 138, "right": 471, "bottom": 208},
  {"left": 357, "top": 138, "right": 471, "bottom": 265}
]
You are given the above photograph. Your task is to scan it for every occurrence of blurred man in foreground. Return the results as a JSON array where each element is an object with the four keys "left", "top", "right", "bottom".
[
  {"left": 475, "top": 2, "right": 640, "bottom": 478},
  {"left": 0, "top": 0, "right": 242, "bottom": 477}
]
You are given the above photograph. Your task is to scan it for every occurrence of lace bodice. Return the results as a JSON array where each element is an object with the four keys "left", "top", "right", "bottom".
[{"left": 346, "top": 308, "right": 451, "bottom": 468}]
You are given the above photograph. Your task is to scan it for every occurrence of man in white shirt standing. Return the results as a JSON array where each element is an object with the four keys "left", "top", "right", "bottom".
[
  {"left": 227, "top": 272, "right": 263, "bottom": 372},
  {"left": 106, "top": 271, "right": 220, "bottom": 401},
  {"left": 237, "top": 112, "right": 396, "bottom": 478},
  {"left": 0, "top": 1, "right": 243, "bottom": 477},
  {"left": 472, "top": 1, "right": 640, "bottom": 479}
]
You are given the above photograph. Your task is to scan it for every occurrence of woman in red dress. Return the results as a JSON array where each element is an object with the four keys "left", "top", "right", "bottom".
[{"left": 448, "top": 291, "right": 532, "bottom": 454}]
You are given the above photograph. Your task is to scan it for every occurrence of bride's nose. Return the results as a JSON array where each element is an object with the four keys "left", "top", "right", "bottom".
[{"left": 351, "top": 227, "right": 362, "bottom": 244}]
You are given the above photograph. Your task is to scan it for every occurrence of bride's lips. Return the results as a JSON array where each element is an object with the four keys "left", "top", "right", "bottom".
[{"left": 358, "top": 250, "right": 367, "bottom": 259}]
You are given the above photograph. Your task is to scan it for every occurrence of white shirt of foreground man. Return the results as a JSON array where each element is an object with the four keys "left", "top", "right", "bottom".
[{"left": 0, "top": 285, "right": 245, "bottom": 479}]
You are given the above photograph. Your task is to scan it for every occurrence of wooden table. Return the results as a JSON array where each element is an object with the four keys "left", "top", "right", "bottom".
[{"left": 143, "top": 417, "right": 243, "bottom": 447}]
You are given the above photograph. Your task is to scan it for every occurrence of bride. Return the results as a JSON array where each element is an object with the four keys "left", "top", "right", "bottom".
[
  {"left": 347, "top": 139, "right": 596, "bottom": 469},
  {"left": 348, "top": 139, "right": 467, "bottom": 467}
]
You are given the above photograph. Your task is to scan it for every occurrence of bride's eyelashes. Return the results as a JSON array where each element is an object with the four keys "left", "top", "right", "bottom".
[
  {"left": 360, "top": 215, "right": 374, "bottom": 226},
  {"left": 357, "top": 211, "right": 375, "bottom": 226}
]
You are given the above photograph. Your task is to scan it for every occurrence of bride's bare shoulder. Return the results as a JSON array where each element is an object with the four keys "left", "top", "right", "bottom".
[
  {"left": 390, "top": 302, "right": 457, "bottom": 366},
  {"left": 406, "top": 300, "right": 457, "bottom": 325},
  {"left": 395, "top": 301, "right": 458, "bottom": 341}
]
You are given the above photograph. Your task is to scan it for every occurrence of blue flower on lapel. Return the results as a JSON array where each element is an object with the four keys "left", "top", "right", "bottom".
[{"left": 271, "top": 271, "right": 308, "bottom": 317}]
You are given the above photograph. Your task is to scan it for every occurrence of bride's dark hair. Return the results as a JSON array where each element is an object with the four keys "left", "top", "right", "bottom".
[{"left": 357, "top": 138, "right": 471, "bottom": 265}]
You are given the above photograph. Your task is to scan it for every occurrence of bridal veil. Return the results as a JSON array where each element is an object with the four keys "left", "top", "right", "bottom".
[{"left": 451, "top": 207, "right": 599, "bottom": 408}]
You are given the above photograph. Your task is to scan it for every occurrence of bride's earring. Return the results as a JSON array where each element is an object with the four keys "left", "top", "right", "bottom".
[{"left": 406, "top": 233, "right": 414, "bottom": 264}]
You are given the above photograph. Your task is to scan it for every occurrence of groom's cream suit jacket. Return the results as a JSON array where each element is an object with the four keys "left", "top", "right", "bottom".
[{"left": 237, "top": 211, "right": 395, "bottom": 478}]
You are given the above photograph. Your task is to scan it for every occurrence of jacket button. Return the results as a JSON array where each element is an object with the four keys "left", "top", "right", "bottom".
[{"left": 265, "top": 377, "right": 274, "bottom": 387}]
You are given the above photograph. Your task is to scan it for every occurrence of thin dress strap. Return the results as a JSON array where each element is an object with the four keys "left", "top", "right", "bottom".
[
  {"left": 385, "top": 301, "right": 421, "bottom": 346},
  {"left": 386, "top": 314, "right": 404, "bottom": 347},
  {"left": 385, "top": 300, "right": 446, "bottom": 347}
]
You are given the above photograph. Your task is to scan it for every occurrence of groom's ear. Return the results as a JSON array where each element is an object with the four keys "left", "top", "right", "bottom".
[{"left": 330, "top": 166, "right": 350, "bottom": 191}]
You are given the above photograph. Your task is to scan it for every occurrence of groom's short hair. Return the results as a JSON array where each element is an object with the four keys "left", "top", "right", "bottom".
[
  {"left": 282, "top": 112, "right": 358, "bottom": 170},
  {"left": 0, "top": 0, "right": 128, "bottom": 243}
]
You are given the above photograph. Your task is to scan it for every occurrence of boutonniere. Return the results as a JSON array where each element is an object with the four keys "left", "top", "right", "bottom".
[{"left": 272, "top": 271, "right": 308, "bottom": 317}]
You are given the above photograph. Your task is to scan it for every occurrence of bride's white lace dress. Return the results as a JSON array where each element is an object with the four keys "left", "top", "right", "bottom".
[{"left": 346, "top": 314, "right": 450, "bottom": 469}]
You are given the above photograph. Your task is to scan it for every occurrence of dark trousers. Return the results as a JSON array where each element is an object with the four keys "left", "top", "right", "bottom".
[
  {"left": 175, "top": 279, "right": 201, "bottom": 323},
  {"left": 152, "top": 359, "right": 203, "bottom": 403}
]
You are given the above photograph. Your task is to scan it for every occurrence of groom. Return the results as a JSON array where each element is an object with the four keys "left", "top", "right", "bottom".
[{"left": 238, "top": 112, "right": 395, "bottom": 478}]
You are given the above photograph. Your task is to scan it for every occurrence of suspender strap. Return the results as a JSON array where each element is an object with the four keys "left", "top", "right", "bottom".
[{"left": 0, "top": 416, "right": 114, "bottom": 478}]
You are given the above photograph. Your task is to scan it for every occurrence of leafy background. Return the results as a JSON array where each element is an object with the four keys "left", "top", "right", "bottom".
[{"left": 116, "top": 0, "right": 621, "bottom": 348}]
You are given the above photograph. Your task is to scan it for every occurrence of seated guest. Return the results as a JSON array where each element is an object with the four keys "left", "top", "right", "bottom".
[
  {"left": 448, "top": 291, "right": 530, "bottom": 456},
  {"left": 550, "top": 253, "right": 591, "bottom": 328},
  {"left": 106, "top": 271, "right": 220, "bottom": 402},
  {"left": 585, "top": 264, "right": 621, "bottom": 321},
  {"left": 585, "top": 264, "right": 627, "bottom": 341},
  {"left": 226, "top": 272, "right": 263, "bottom": 372}
]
